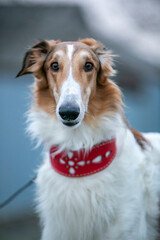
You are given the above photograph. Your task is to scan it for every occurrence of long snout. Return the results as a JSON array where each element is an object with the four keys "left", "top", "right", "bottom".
[{"left": 56, "top": 66, "right": 86, "bottom": 127}]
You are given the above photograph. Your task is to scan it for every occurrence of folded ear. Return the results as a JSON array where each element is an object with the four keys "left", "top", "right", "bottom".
[
  {"left": 79, "top": 38, "right": 116, "bottom": 85},
  {"left": 16, "top": 40, "right": 60, "bottom": 78}
]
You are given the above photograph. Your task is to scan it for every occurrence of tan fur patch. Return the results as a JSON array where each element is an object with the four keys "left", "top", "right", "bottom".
[
  {"left": 84, "top": 80, "right": 123, "bottom": 126},
  {"left": 129, "top": 127, "right": 151, "bottom": 150}
]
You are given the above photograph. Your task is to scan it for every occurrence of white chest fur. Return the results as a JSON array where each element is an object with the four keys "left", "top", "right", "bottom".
[
  {"left": 28, "top": 110, "right": 160, "bottom": 240},
  {"left": 35, "top": 128, "right": 159, "bottom": 240}
]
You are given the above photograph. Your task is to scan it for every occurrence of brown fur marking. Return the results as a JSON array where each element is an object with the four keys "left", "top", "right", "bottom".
[{"left": 129, "top": 127, "right": 151, "bottom": 150}]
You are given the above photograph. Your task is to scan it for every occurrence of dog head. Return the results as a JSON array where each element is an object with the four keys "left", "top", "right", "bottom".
[{"left": 17, "top": 38, "right": 122, "bottom": 128}]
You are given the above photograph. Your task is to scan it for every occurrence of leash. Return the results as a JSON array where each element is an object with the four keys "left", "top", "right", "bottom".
[{"left": 0, "top": 175, "right": 36, "bottom": 209}]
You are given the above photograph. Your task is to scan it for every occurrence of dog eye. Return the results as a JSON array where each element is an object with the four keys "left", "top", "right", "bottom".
[
  {"left": 50, "top": 62, "right": 59, "bottom": 72},
  {"left": 84, "top": 62, "right": 94, "bottom": 72}
]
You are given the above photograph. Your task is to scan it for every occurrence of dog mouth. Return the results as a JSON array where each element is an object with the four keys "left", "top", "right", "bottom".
[{"left": 62, "top": 120, "right": 79, "bottom": 127}]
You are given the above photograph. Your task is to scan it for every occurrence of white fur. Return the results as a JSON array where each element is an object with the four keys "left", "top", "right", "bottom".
[
  {"left": 56, "top": 45, "right": 86, "bottom": 127},
  {"left": 27, "top": 107, "right": 160, "bottom": 240},
  {"left": 67, "top": 44, "right": 74, "bottom": 60}
]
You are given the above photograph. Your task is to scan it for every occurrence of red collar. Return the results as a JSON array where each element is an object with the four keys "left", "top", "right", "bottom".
[{"left": 50, "top": 138, "right": 116, "bottom": 177}]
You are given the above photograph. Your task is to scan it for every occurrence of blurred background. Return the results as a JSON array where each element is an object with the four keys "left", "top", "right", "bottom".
[{"left": 0, "top": 0, "right": 160, "bottom": 239}]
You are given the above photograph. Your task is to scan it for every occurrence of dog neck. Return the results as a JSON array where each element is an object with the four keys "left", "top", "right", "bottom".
[{"left": 50, "top": 138, "right": 117, "bottom": 177}]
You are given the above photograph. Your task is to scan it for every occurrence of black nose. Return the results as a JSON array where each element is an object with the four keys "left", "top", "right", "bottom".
[{"left": 59, "top": 103, "right": 80, "bottom": 121}]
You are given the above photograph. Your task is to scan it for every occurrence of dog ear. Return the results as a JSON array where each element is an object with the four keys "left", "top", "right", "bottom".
[
  {"left": 16, "top": 40, "right": 60, "bottom": 78},
  {"left": 79, "top": 38, "right": 116, "bottom": 85}
]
